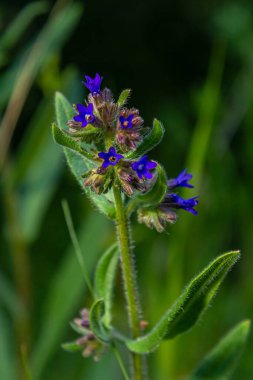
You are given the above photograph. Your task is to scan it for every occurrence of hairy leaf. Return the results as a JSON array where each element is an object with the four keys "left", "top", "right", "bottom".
[
  {"left": 189, "top": 320, "right": 251, "bottom": 380},
  {"left": 125, "top": 251, "right": 240, "bottom": 353},
  {"left": 94, "top": 244, "right": 119, "bottom": 328},
  {"left": 89, "top": 299, "right": 110, "bottom": 343},
  {"left": 125, "top": 118, "right": 164, "bottom": 159},
  {"left": 117, "top": 89, "right": 131, "bottom": 107},
  {"left": 52, "top": 123, "right": 93, "bottom": 160}
]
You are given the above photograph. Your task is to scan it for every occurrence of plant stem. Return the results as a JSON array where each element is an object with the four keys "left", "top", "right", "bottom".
[
  {"left": 112, "top": 344, "right": 130, "bottom": 380},
  {"left": 113, "top": 183, "right": 146, "bottom": 380},
  {"left": 61, "top": 199, "right": 95, "bottom": 298}
]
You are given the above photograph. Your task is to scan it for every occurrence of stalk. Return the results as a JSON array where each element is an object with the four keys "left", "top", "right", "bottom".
[{"left": 113, "top": 183, "right": 146, "bottom": 380}]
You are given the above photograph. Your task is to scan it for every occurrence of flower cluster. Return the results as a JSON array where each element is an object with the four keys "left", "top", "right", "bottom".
[
  {"left": 67, "top": 73, "right": 198, "bottom": 227},
  {"left": 72, "top": 308, "right": 105, "bottom": 361},
  {"left": 138, "top": 169, "right": 199, "bottom": 232},
  {"left": 68, "top": 73, "right": 157, "bottom": 196}
]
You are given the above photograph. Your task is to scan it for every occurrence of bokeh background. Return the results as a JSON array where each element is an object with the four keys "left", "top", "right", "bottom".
[{"left": 1, "top": 0, "right": 253, "bottom": 379}]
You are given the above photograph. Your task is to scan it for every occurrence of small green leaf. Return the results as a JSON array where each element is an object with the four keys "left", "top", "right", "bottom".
[
  {"left": 69, "top": 321, "right": 89, "bottom": 336},
  {"left": 61, "top": 341, "right": 83, "bottom": 353},
  {"left": 117, "top": 89, "right": 131, "bottom": 107},
  {"left": 89, "top": 299, "right": 110, "bottom": 343},
  {"left": 127, "top": 164, "right": 167, "bottom": 214},
  {"left": 125, "top": 251, "right": 240, "bottom": 353},
  {"left": 125, "top": 118, "right": 164, "bottom": 159},
  {"left": 94, "top": 244, "right": 119, "bottom": 328},
  {"left": 189, "top": 320, "right": 251, "bottom": 380},
  {"left": 52, "top": 123, "right": 93, "bottom": 160}
]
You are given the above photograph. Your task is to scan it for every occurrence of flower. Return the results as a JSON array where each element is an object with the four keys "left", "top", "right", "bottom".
[
  {"left": 98, "top": 146, "right": 123, "bottom": 168},
  {"left": 116, "top": 108, "right": 144, "bottom": 151},
  {"left": 72, "top": 308, "right": 105, "bottom": 361},
  {"left": 163, "top": 193, "right": 199, "bottom": 215},
  {"left": 167, "top": 168, "right": 193, "bottom": 189},
  {"left": 83, "top": 73, "right": 103, "bottom": 94},
  {"left": 138, "top": 207, "right": 177, "bottom": 233},
  {"left": 117, "top": 167, "right": 147, "bottom": 196},
  {"left": 132, "top": 155, "right": 157, "bottom": 179},
  {"left": 119, "top": 114, "right": 134, "bottom": 129},
  {"left": 73, "top": 103, "right": 95, "bottom": 127}
]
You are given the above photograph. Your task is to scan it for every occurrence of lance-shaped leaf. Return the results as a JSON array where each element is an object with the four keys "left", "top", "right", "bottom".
[
  {"left": 94, "top": 244, "right": 119, "bottom": 328},
  {"left": 61, "top": 341, "right": 83, "bottom": 353},
  {"left": 52, "top": 123, "right": 94, "bottom": 160},
  {"left": 54, "top": 92, "right": 116, "bottom": 220},
  {"left": 125, "top": 118, "right": 164, "bottom": 159},
  {"left": 89, "top": 299, "right": 110, "bottom": 343},
  {"left": 117, "top": 89, "right": 131, "bottom": 107},
  {"left": 125, "top": 251, "right": 240, "bottom": 353},
  {"left": 127, "top": 164, "right": 167, "bottom": 215},
  {"left": 189, "top": 320, "right": 251, "bottom": 380}
]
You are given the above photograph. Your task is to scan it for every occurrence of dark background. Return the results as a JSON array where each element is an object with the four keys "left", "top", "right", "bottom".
[{"left": 1, "top": 0, "right": 253, "bottom": 379}]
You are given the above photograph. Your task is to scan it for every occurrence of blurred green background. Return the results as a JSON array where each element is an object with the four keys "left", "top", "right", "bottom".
[{"left": 0, "top": 0, "right": 253, "bottom": 379}]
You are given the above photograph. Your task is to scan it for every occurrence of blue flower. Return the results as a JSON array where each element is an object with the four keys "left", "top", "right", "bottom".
[
  {"left": 119, "top": 114, "right": 134, "bottom": 129},
  {"left": 83, "top": 73, "right": 103, "bottom": 94},
  {"left": 132, "top": 155, "right": 157, "bottom": 179},
  {"left": 167, "top": 168, "right": 193, "bottom": 189},
  {"left": 165, "top": 194, "right": 199, "bottom": 215},
  {"left": 73, "top": 103, "right": 95, "bottom": 127},
  {"left": 98, "top": 147, "right": 123, "bottom": 168}
]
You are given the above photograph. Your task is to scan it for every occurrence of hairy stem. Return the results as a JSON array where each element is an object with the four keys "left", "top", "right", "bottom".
[{"left": 113, "top": 183, "right": 146, "bottom": 380}]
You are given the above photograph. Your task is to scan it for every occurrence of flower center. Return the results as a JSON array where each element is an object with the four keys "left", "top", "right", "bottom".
[
  {"left": 123, "top": 120, "right": 129, "bottom": 127},
  {"left": 85, "top": 114, "right": 93, "bottom": 122},
  {"left": 137, "top": 164, "right": 144, "bottom": 171},
  {"left": 109, "top": 156, "right": 117, "bottom": 162}
]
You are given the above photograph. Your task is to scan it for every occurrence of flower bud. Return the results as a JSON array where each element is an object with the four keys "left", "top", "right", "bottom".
[{"left": 84, "top": 167, "right": 113, "bottom": 194}]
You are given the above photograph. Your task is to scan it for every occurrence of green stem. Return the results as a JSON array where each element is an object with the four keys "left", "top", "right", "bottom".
[
  {"left": 113, "top": 183, "right": 146, "bottom": 380},
  {"left": 61, "top": 199, "right": 95, "bottom": 298},
  {"left": 112, "top": 344, "right": 130, "bottom": 380}
]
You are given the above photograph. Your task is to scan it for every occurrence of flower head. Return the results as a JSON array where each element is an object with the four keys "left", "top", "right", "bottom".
[
  {"left": 73, "top": 103, "right": 95, "bottom": 128},
  {"left": 167, "top": 168, "right": 193, "bottom": 189},
  {"left": 119, "top": 114, "right": 134, "bottom": 129},
  {"left": 164, "top": 193, "right": 199, "bottom": 215},
  {"left": 98, "top": 146, "right": 123, "bottom": 168},
  {"left": 83, "top": 73, "right": 103, "bottom": 94},
  {"left": 132, "top": 155, "right": 157, "bottom": 179}
]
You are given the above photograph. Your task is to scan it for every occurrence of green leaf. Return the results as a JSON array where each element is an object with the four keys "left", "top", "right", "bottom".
[
  {"left": 126, "top": 164, "right": 167, "bottom": 214},
  {"left": 52, "top": 123, "right": 93, "bottom": 160},
  {"left": 55, "top": 91, "right": 75, "bottom": 131},
  {"left": 89, "top": 299, "right": 110, "bottom": 343},
  {"left": 125, "top": 118, "right": 164, "bottom": 159},
  {"left": 69, "top": 321, "right": 89, "bottom": 336},
  {"left": 117, "top": 89, "right": 131, "bottom": 107},
  {"left": 189, "top": 320, "right": 251, "bottom": 380},
  {"left": 94, "top": 244, "right": 119, "bottom": 328},
  {"left": 125, "top": 251, "right": 240, "bottom": 353},
  {"left": 54, "top": 92, "right": 116, "bottom": 220},
  {"left": 61, "top": 341, "right": 83, "bottom": 353}
]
